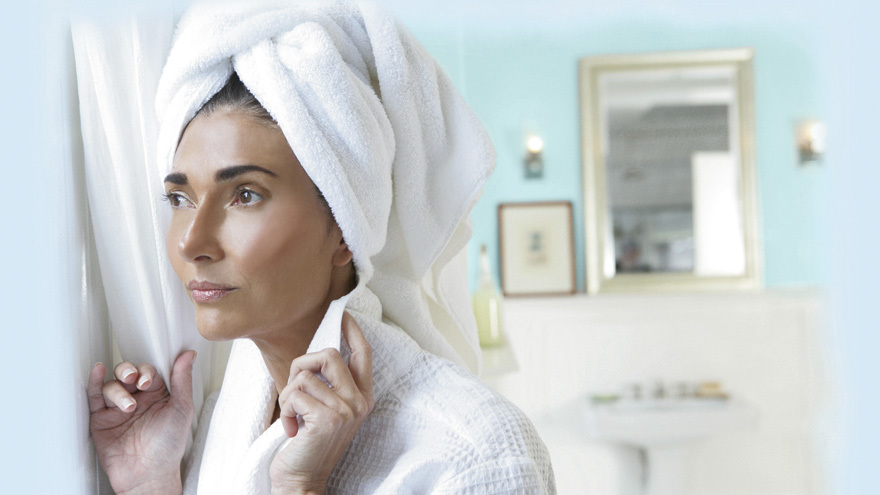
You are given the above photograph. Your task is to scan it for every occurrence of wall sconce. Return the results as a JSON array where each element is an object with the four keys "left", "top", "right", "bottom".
[
  {"left": 797, "top": 120, "right": 826, "bottom": 165},
  {"left": 524, "top": 135, "right": 544, "bottom": 178}
]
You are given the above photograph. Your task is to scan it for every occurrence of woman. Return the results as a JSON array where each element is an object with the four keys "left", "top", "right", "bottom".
[{"left": 88, "top": 2, "right": 554, "bottom": 493}]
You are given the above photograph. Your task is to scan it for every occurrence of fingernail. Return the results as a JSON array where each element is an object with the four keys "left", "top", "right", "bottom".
[
  {"left": 121, "top": 398, "right": 136, "bottom": 411},
  {"left": 192, "top": 350, "right": 198, "bottom": 362},
  {"left": 137, "top": 375, "right": 150, "bottom": 388}
]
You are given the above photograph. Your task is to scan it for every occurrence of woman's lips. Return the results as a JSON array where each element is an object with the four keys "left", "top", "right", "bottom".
[{"left": 188, "top": 281, "right": 236, "bottom": 303}]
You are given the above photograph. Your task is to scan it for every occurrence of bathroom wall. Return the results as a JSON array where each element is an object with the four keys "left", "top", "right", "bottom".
[
  {"left": 405, "top": 8, "right": 828, "bottom": 292},
  {"left": 401, "top": 7, "right": 835, "bottom": 492},
  {"left": 485, "top": 291, "right": 830, "bottom": 495}
]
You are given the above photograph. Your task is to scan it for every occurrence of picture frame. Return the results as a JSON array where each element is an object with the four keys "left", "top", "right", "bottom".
[{"left": 497, "top": 201, "right": 576, "bottom": 296}]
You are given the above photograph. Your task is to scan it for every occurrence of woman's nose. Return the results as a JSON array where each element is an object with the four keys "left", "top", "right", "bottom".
[{"left": 178, "top": 206, "right": 224, "bottom": 263}]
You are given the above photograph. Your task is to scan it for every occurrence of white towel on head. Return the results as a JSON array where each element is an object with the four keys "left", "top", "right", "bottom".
[{"left": 156, "top": 0, "right": 493, "bottom": 374}]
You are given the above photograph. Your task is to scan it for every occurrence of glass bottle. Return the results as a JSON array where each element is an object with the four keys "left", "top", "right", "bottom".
[{"left": 473, "top": 244, "right": 504, "bottom": 347}]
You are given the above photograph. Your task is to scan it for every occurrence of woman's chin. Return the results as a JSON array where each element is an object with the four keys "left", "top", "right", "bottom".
[
  {"left": 196, "top": 327, "right": 237, "bottom": 342},
  {"left": 195, "top": 314, "right": 245, "bottom": 342}
]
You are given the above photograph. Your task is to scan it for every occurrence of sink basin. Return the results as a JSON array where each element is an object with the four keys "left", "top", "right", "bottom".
[
  {"left": 581, "top": 397, "right": 758, "bottom": 495},
  {"left": 583, "top": 398, "right": 757, "bottom": 447}
]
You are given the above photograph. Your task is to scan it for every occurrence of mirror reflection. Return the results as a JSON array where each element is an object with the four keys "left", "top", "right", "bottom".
[
  {"left": 602, "top": 66, "right": 744, "bottom": 276},
  {"left": 581, "top": 49, "right": 760, "bottom": 292}
]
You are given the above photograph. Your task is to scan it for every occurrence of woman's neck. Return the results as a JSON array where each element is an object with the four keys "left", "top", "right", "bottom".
[
  {"left": 251, "top": 264, "right": 356, "bottom": 396},
  {"left": 251, "top": 319, "right": 320, "bottom": 397}
]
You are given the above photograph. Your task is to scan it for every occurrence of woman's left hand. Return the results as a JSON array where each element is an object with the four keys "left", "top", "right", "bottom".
[{"left": 270, "top": 312, "right": 374, "bottom": 495}]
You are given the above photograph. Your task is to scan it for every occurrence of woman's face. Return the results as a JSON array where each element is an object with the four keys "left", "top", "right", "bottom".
[{"left": 164, "top": 110, "right": 351, "bottom": 342}]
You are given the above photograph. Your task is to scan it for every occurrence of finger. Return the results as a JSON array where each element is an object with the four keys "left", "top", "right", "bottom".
[
  {"left": 341, "top": 312, "right": 373, "bottom": 401},
  {"left": 102, "top": 380, "right": 137, "bottom": 412},
  {"left": 280, "top": 369, "right": 350, "bottom": 418},
  {"left": 278, "top": 370, "right": 349, "bottom": 438},
  {"left": 279, "top": 389, "right": 337, "bottom": 438},
  {"left": 134, "top": 363, "right": 162, "bottom": 392},
  {"left": 169, "top": 350, "right": 196, "bottom": 412},
  {"left": 87, "top": 363, "right": 107, "bottom": 413},
  {"left": 288, "top": 348, "right": 359, "bottom": 403},
  {"left": 280, "top": 410, "right": 299, "bottom": 438},
  {"left": 114, "top": 361, "right": 140, "bottom": 392}
]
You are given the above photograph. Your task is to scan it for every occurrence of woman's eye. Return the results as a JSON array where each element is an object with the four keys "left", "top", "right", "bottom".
[
  {"left": 163, "top": 192, "right": 193, "bottom": 209},
  {"left": 233, "top": 189, "right": 264, "bottom": 206}
]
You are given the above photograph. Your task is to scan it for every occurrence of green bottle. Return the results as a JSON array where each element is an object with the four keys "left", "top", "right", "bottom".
[{"left": 473, "top": 244, "right": 503, "bottom": 347}]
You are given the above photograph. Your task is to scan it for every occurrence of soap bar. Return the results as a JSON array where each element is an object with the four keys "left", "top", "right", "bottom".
[{"left": 695, "top": 381, "right": 729, "bottom": 399}]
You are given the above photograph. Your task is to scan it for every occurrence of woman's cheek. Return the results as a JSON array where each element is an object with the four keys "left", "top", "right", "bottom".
[
  {"left": 225, "top": 214, "right": 281, "bottom": 263},
  {"left": 166, "top": 220, "right": 187, "bottom": 278}
]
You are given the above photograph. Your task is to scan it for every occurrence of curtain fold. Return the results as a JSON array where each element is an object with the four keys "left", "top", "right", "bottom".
[
  {"left": 35, "top": 9, "right": 114, "bottom": 495},
  {"left": 71, "top": 4, "right": 231, "bottom": 449}
]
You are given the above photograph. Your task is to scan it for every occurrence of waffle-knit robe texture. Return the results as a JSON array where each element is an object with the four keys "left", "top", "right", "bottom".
[{"left": 184, "top": 286, "right": 555, "bottom": 494}]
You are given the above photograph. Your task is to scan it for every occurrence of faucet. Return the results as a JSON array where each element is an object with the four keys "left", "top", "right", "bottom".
[{"left": 652, "top": 380, "right": 667, "bottom": 400}]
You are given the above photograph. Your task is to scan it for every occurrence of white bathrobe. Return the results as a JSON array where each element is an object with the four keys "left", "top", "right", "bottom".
[{"left": 183, "top": 284, "right": 555, "bottom": 494}]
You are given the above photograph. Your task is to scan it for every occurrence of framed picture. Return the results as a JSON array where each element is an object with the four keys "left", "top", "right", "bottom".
[{"left": 498, "top": 201, "right": 576, "bottom": 296}]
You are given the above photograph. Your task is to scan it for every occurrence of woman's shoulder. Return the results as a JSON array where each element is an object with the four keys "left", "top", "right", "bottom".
[
  {"left": 392, "top": 354, "right": 550, "bottom": 455},
  {"left": 346, "top": 349, "right": 555, "bottom": 492},
  {"left": 362, "top": 317, "right": 549, "bottom": 463},
  {"left": 391, "top": 351, "right": 543, "bottom": 445}
]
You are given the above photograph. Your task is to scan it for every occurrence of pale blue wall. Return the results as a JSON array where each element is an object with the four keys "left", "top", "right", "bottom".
[{"left": 413, "top": 22, "right": 828, "bottom": 291}]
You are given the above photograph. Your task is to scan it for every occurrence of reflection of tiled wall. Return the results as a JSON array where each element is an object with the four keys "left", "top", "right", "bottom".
[{"left": 484, "top": 290, "right": 831, "bottom": 495}]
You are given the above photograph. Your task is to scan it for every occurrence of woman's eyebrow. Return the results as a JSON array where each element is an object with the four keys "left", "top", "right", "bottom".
[
  {"left": 215, "top": 165, "right": 278, "bottom": 182},
  {"left": 163, "top": 165, "right": 277, "bottom": 185},
  {"left": 164, "top": 172, "right": 187, "bottom": 185}
]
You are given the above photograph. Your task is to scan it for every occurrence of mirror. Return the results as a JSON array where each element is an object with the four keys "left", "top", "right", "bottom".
[{"left": 579, "top": 48, "right": 761, "bottom": 293}]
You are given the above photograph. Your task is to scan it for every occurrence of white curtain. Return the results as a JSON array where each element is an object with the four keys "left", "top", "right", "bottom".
[
  {"left": 67, "top": 4, "right": 232, "bottom": 490},
  {"left": 3, "top": 5, "right": 115, "bottom": 493}
]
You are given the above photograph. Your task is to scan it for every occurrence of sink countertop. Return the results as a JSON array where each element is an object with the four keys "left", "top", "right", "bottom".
[{"left": 581, "top": 397, "right": 759, "bottom": 447}]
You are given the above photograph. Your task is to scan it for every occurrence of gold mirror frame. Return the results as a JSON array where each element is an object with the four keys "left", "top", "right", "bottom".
[{"left": 579, "top": 48, "right": 762, "bottom": 294}]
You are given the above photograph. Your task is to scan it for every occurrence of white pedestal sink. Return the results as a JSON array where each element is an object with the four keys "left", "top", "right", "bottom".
[{"left": 581, "top": 398, "right": 758, "bottom": 495}]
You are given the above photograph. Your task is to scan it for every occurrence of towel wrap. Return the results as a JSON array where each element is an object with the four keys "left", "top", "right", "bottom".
[{"left": 156, "top": 0, "right": 495, "bottom": 372}]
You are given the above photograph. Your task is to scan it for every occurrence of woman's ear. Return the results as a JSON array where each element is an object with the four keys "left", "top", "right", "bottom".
[
  {"left": 331, "top": 227, "right": 353, "bottom": 267},
  {"left": 333, "top": 241, "right": 353, "bottom": 267}
]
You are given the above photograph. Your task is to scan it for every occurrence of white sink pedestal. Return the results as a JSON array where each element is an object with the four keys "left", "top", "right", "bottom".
[
  {"left": 581, "top": 399, "right": 757, "bottom": 495},
  {"left": 644, "top": 445, "right": 688, "bottom": 495}
]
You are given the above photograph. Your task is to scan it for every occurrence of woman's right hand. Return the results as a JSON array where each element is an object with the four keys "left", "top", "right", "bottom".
[{"left": 87, "top": 350, "right": 197, "bottom": 495}]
